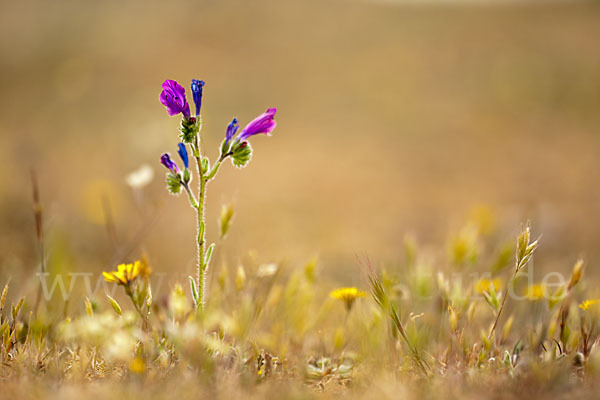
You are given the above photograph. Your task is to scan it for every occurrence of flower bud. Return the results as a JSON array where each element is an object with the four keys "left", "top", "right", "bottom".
[
  {"left": 191, "top": 79, "right": 205, "bottom": 117},
  {"left": 166, "top": 172, "right": 182, "bottom": 195},
  {"left": 231, "top": 141, "right": 252, "bottom": 168},
  {"left": 177, "top": 143, "right": 189, "bottom": 169},
  {"left": 180, "top": 116, "right": 199, "bottom": 143},
  {"left": 160, "top": 153, "right": 179, "bottom": 174}
]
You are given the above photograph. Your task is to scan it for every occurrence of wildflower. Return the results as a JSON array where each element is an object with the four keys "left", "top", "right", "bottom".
[
  {"left": 159, "top": 79, "right": 190, "bottom": 119},
  {"left": 236, "top": 108, "right": 277, "bottom": 142},
  {"left": 177, "top": 143, "right": 189, "bottom": 169},
  {"left": 125, "top": 164, "right": 154, "bottom": 189},
  {"left": 525, "top": 284, "right": 546, "bottom": 300},
  {"left": 190, "top": 79, "right": 205, "bottom": 117},
  {"left": 579, "top": 299, "right": 600, "bottom": 311},
  {"left": 160, "top": 153, "right": 179, "bottom": 174},
  {"left": 225, "top": 117, "right": 239, "bottom": 147},
  {"left": 256, "top": 263, "right": 278, "bottom": 277},
  {"left": 103, "top": 261, "right": 142, "bottom": 286},
  {"left": 475, "top": 278, "right": 502, "bottom": 295},
  {"left": 330, "top": 287, "right": 367, "bottom": 311},
  {"left": 130, "top": 357, "right": 146, "bottom": 374},
  {"left": 138, "top": 255, "right": 152, "bottom": 279}
]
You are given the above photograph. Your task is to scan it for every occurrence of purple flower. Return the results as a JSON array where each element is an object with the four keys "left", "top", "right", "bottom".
[
  {"left": 191, "top": 79, "right": 205, "bottom": 117},
  {"left": 177, "top": 143, "right": 189, "bottom": 169},
  {"left": 160, "top": 153, "right": 180, "bottom": 174},
  {"left": 159, "top": 80, "right": 191, "bottom": 119},
  {"left": 225, "top": 118, "right": 239, "bottom": 146},
  {"left": 237, "top": 108, "right": 277, "bottom": 142}
]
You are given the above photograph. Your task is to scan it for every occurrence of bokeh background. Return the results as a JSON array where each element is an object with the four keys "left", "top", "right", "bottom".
[{"left": 1, "top": 0, "right": 599, "bottom": 295}]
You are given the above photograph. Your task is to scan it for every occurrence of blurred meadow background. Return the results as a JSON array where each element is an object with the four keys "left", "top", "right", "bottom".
[{"left": 1, "top": 0, "right": 600, "bottom": 397}]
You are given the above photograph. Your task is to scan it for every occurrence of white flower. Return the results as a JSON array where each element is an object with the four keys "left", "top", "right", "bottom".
[
  {"left": 126, "top": 164, "right": 154, "bottom": 189},
  {"left": 257, "top": 263, "right": 278, "bottom": 277}
]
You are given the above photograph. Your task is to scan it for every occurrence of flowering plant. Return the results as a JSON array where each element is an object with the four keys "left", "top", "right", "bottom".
[{"left": 159, "top": 78, "right": 277, "bottom": 309}]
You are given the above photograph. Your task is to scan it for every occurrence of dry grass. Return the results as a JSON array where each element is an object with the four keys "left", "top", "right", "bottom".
[{"left": 1, "top": 0, "right": 600, "bottom": 398}]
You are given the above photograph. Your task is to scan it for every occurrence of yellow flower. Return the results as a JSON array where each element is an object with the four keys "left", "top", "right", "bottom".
[
  {"left": 138, "top": 255, "right": 152, "bottom": 279},
  {"left": 129, "top": 357, "right": 146, "bottom": 374},
  {"left": 103, "top": 261, "right": 142, "bottom": 285},
  {"left": 579, "top": 299, "right": 600, "bottom": 311},
  {"left": 475, "top": 278, "right": 502, "bottom": 295},
  {"left": 330, "top": 287, "right": 367, "bottom": 311},
  {"left": 525, "top": 284, "right": 546, "bottom": 300}
]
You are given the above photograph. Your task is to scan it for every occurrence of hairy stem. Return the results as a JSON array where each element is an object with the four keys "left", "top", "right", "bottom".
[
  {"left": 194, "top": 133, "right": 207, "bottom": 309},
  {"left": 182, "top": 182, "right": 199, "bottom": 209},
  {"left": 205, "top": 153, "right": 231, "bottom": 181}
]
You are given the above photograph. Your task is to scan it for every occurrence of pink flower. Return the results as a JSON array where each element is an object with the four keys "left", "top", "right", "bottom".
[
  {"left": 159, "top": 80, "right": 191, "bottom": 119},
  {"left": 236, "top": 108, "right": 277, "bottom": 141}
]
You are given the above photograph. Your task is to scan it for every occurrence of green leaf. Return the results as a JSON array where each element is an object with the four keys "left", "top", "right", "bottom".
[
  {"left": 189, "top": 276, "right": 198, "bottom": 304},
  {"left": 204, "top": 243, "right": 215, "bottom": 268},
  {"left": 199, "top": 221, "right": 205, "bottom": 242}
]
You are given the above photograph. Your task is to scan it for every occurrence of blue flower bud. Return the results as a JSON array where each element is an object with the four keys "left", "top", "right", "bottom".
[
  {"left": 177, "top": 143, "right": 189, "bottom": 169},
  {"left": 191, "top": 79, "right": 205, "bottom": 117},
  {"left": 160, "top": 153, "right": 179, "bottom": 174},
  {"left": 225, "top": 117, "right": 239, "bottom": 147}
]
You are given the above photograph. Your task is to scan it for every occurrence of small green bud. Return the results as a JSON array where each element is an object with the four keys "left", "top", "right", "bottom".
[
  {"left": 221, "top": 138, "right": 232, "bottom": 157},
  {"left": 183, "top": 168, "right": 191, "bottom": 184},
  {"left": 166, "top": 172, "right": 182, "bottom": 195},
  {"left": 106, "top": 295, "right": 122, "bottom": 316},
  {"left": 231, "top": 141, "right": 252, "bottom": 168},
  {"left": 201, "top": 157, "right": 209, "bottom": 174},
  {"left": 179, "top": 117, "right": 200, "bottom": 143}
]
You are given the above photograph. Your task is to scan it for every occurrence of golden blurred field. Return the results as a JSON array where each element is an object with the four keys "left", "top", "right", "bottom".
[{"left": 1, "top": 0, "right": 600, "bottom": 398}]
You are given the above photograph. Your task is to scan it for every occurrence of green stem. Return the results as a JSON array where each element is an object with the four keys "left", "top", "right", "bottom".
[
  {"left": 194, "top": 134, "right": 207, "bottom": 310},
  {"left": 487, "top": 269, "right": 515, "bottom": 340},
  {"left": 205, "top": 153, "right": 230, "bottom": 181},
  {"left": 125, "top": 285, "right": 148, "bottom": 331},
  {"left": 182, "top": 181, "right": 199, "bottom": 209}
]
